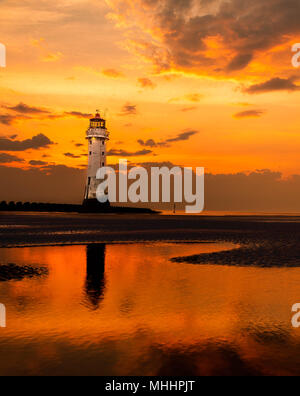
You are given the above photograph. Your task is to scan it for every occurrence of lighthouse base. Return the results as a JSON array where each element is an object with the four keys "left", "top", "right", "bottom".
[{"left": 82, "top": 199, "right": 111, "bottom": 213}]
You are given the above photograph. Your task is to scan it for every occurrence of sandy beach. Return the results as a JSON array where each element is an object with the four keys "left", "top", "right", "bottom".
[
  {"left": 1, "top": 211, "right": 300, "bottom": 266},
  {"left": 1, "top": 212, "right": 300, "bottom": 375}
]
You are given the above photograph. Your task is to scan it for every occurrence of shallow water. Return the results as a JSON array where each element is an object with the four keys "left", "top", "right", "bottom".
[{"left": 0, "top": 242, "right": 300, "bottom": 376}]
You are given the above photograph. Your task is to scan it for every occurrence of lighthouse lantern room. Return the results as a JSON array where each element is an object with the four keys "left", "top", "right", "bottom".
[{"left": 84, "top": 111, "right": 110, "bottom": 205}]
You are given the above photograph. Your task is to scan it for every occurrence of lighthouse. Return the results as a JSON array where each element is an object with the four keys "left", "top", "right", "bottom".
[{"left": 83, "top": 111, "right": 110, "bottom": 208}]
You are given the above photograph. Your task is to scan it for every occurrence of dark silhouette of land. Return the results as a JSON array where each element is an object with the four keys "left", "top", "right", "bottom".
[{"left": 0, "top": 200, "right": 157, "bottom": 214}]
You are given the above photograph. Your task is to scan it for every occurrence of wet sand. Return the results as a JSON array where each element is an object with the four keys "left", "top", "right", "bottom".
[
  {"left": 1, "top": 212, "right": 300, "bottom": 267},
  {"left": 171, "top": 243, "right": 300, "bottom": 267},
  {"left": 1, "top": 213, "right": 300, "bottom": 375}
]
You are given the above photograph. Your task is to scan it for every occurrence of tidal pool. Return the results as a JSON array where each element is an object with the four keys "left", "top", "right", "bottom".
[{"left": 0, "top": 242, "right": 299, "bottom": 376}]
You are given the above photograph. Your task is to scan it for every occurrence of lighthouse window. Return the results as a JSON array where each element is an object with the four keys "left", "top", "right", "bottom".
[
  {"left": 102, "top": 152, "right": 105, "bottom": 155},
  {"left": 102, "top": 163, "right": 105, "bottom": 166},
  {"left": 91, "top": 121, "right": 101, "bottom": 128},
  {"left": 89, "top": 151, "right": 92, "bottom": 155}
]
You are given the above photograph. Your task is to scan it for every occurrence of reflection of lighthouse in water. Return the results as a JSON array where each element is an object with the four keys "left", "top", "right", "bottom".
[
  {"left": 85, "top": 244, "right": 106, "bottom": 309},
  {"left": 83, "top": 111, "right": 110, "bottom": 208}
]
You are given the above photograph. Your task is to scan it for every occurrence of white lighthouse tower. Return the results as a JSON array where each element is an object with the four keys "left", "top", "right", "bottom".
[{"left": 83, "top": 111, "right": 110, "bottom": 207}]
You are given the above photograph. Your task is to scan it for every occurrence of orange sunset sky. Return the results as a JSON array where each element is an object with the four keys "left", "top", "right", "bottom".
[{"left": 0, "top": 0, "right": 300, "bottom": 207}]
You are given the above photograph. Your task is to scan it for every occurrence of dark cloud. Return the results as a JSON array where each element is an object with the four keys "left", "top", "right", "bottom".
[
  {"left": 204, "top": 170, "right": 300, "bottom": 212},
  {"left": 4, "top": 102, "right": 50, "bottom": 115},
  {"left": 2, "top": 165, "right": 300, "bottom": 212},
  {"left": 245, "top": 77, "right": 300, "bottom": 94},
  {"left": 138, "top": 78, "right": 156, "bottom": 89},
  {"left": 0, "top": 114, "right": 29, "bottom": 125},
  {"left": 0, "top": 164, "right": 85, "bottom": 204},
  {"left": 138, "top": 139, "right": 168, "bottom": 148},
  {"left": 226, "top": 53, "right": 253, "bottom": 72},
  {"left": 2, "top": 103, "right": 94, "bottom": 122},
  {"left": 0, "top": 105, "right": 63, "bottom": 123},
  {"left": 0, "top": 115, "right": 15, "bottom": 126},
  {"left": 166, "top": 130, "right": 198, "bottom": 143},
  {"left": 138, "top": 130, "right": 198, "bottom": 148},
  {"left": 132, "top": 161, "right": 175, "bottom": 168},
  {"left": 29, "top": 160, "right": 48, "bottom": 166},
  {"left": 64, "top": 111, "right": 92, "bottom": 119},
  {"left": 233, "top": 110, "right": 265, "bottom": 119},
  {"left": 0, "top": 134, "right": 54, "bottom": 151},
  {"left": 0, "top": 153, "right": 24, "bottom": 164},
  {"left": 109, "top": 0, "right": 300, "bottom": 75},
  {"left": 119, "top": 104, "right": 137, "bottom": 116},
  {"left": 64, "top": 153, "right": 82, "bottom": 159},
  {"left": 107, "top": 149, "right": 152, "bottom": 157},
  {"left": 74, "top": 143, "right": 84, "bottom": 147},
  {"left": 38, "top": 114, "right": 64, "bottom": 120}
]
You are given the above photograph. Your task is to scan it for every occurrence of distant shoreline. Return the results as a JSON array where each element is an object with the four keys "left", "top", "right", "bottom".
[
  {"left": 1, "top": 202, "right": 300, "bottom": 217},
  {"left": 0, "top": 201, "right": 158, "bottom": 215}
]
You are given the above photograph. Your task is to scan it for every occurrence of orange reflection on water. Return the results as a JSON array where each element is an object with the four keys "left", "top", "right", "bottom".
[{"left": 0, "top": 242, "right": 300, "bottom": 375}]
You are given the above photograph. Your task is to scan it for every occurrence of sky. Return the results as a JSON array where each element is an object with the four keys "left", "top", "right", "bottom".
[{"left": 0, "top": 0, "right": 300, "bottom": 208}]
